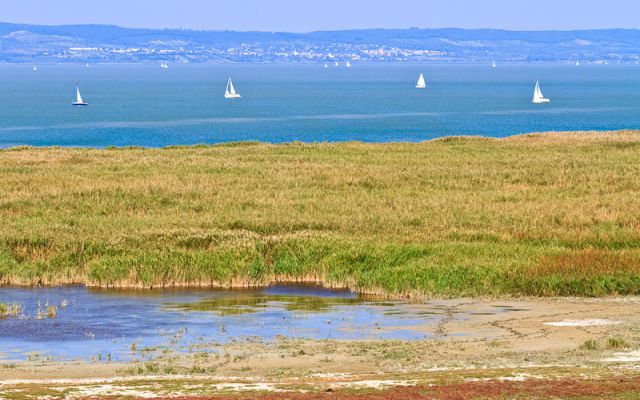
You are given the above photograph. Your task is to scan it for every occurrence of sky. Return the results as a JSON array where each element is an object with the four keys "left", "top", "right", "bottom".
[{"left": 0, "top": 0, "right": 638, "bottom": 32}]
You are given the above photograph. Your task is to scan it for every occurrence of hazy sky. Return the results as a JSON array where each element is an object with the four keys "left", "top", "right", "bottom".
[{"left": 0, "top": 0, "right": 638, "bottom": 32}]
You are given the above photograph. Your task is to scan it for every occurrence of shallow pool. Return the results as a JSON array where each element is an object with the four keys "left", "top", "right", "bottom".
[{"left": 0, "top": 285, "right": 510, "bottom": 361}]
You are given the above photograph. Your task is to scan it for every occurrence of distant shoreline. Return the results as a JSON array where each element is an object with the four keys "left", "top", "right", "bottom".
[
  {"left": 2, "top": 22, "right": 640, "bottom": 64},
  {"left": 1, "top": 129, "right": 638, "bottom": 151}
]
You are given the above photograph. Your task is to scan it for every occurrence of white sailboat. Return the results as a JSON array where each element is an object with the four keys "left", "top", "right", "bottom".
[
  {"left": 86, "top": 63, "right": 90, "bottom": 68},
  {"left": 224, "top": 77, "right": 241, "bottom": 99},
  {"left": 160, "top": 62, "right": 169, "bottom": 69},
  {"left": 532, "top": 81, "right": 550, "bottom": 104},
  {"left": 324, "top": 63, "right": 329, "bottom": 68},
  {"left": 345, "top": 61, "right": 352, "bottom": 68},
  {"left": 416, "top": 73, "right": 426, "bottom": 89},
  {"left": 575, "top": 61, "right": 580, "bottom": 67},
  {"left": 33, "top": 65, "right": 37, "bottom": 72},
  {"left": 72, "top": 84, "right": 88, "bottom": 106},
  {"left": 334, "top": 61, "right": 339, "bottom": 67},
  {"left": 492, "top": 61, "right": 497, "bottom": 68}
]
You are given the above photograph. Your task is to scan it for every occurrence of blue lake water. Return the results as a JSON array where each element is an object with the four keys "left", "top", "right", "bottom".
[
  {"left": 0, "top": 285, "right": 519, "bottom": 361},
  {"left": 0, "top": 63, "right": 639, "bottom": 147}
]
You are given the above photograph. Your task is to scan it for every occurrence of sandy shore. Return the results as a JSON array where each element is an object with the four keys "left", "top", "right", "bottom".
[{"left": 2, "top": 297, "right": 639, "bottom": 398}]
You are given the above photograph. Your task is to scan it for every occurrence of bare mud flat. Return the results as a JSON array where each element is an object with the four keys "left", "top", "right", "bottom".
[{"left": 1, "top": 296, "right": 640, "bottom": 399}]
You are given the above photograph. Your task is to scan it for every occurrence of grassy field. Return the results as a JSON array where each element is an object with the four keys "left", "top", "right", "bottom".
[{"left": 1, "top": 131, "right": 639, "bottom": 297}]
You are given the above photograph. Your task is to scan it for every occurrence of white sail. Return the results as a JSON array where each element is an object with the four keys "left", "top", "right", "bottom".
[
  {"left": 73, "top": 85, "right": 88, "bottom": 106},
  {"left": 575, "top": 61, "right": 580, "bottom": 66},
  {"left": 228, "top": 79, "right": 236, "bottom": 95},
  {"left": 334, "top": 61, "right": 339, "bottom": 66},
  {"left": 324, "top": 63, "right": 328, "bottom": 68},
  {"left": 416, "top": 73, "right": 426, "bottom": 89},
  {"left": 532, "top": 81, "right": 550, "bottom": 104},
  {"left": 346, "top": 61, "right": 351, "bottom": 67},
  {"left": 492, "top": 61, "right": 497, "bottom": 68},
  {"left": 224, "top": 78, "right": 241, "bottom": 99},
  {"left": 33, "top": 65, "right": 37, "bottom": 71}
]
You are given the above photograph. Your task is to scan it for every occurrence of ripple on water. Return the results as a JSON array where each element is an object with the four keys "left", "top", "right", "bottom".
[{"left": 0, "top": 284, "right": 509, "bottom": 361}]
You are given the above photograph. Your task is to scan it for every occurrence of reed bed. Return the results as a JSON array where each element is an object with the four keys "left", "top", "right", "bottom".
[
  {"left": 0, "top": 302, "right": 22, "bottom": 318},
  {"left": 1, "top": 131, "right": 639, "bottom": 297}
]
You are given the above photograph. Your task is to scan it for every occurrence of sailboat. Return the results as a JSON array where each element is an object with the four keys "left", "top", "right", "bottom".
[
  {"left": 160, "top": 62, "right": 169, "bottom": 69},
  {"left": 334, "top": 61, "right": 339, "bottom": 67},
  {"left": 575, "top": 61, "right": 580, "bottom": 67},
  {"left": 86, "top": 63, "right": 90, "bottom": 68},
  {"left": 72, "top": 84, "right": 88, "bottom": 106},
  {"left": 345, "top": 61, "right": 352, "bottom": 68},
  {"left": 224, "top": 77, "right": 241, "bottom": 99},
  {"left": 532, "top": 81, "right": 550, "bottom": 104},
  {"left": 33, "top": 65, "right": 37, "bottom": 72},
  {"left": 416, "top": 73, "right": 426, "bottom": 89},
  {"left": 324, "top": 63, "right": 329, "bottom": 68},
  {"left": 492, "top": 61, "right": 497, "bottom": 68}
]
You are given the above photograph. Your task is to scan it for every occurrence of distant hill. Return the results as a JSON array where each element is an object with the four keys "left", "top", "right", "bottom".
[{"left": 1, "top": 22, "right": 639, "bottom": 63}]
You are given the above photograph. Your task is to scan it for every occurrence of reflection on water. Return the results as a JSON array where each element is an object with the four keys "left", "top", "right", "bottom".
[
  {"left": 0, "top": 284, "right": 507, "bottom": 361},
  {"left": 169, "top": 288, "right": 363, "bottom": 315}
]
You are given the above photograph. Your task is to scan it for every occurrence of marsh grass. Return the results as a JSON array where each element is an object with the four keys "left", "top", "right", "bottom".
[
  {"left": 45, "top": 304, "right": 57, "bottom": 318},
  {"left": 1, "top": 131, "right": 640, "bottom": 297},
  {"left": 607, "top": 338, "right": 629, "bottom": 349},
  {"left": 581, "top": 340, "right": 599, "bottom": 351},
  {"left": 0, "top": 302, "right": 23, "bottom": 318}
]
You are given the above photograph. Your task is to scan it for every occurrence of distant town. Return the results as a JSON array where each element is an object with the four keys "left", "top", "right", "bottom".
[{"left": 1, "top": 22, "right": 640, "bottom": 64}]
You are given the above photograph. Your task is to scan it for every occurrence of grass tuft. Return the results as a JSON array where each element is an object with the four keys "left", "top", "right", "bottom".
[
  {"left": 607, "top": 337, "right": 629, "bottom": 349},
  {"left": 581, "top": 340, "right": 599, "bottom": 351}
]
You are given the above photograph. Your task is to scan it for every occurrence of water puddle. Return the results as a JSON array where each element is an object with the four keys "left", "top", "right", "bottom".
[{"left": 0, "top": 285, "right": 509, "bottom": 361}]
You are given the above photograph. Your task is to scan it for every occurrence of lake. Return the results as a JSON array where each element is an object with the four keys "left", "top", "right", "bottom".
[{"left": 0, "top": 63, "right": 638, "bottom": 147}]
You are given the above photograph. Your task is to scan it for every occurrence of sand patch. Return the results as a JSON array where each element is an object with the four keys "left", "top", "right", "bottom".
[
  {"left": 466, "top": 373, "right": 542, "bottom": 382},
  {"left": 61, "top": 384, "right": 160, "bottom": 399},
  {"left": 207, "top": 383, "right": 283, "bottom": 392},
  {"left": 332, "top": 380, "right": 416, "bottom": 389},
  {"left": 543, "top": 319, "right": 622, "bottom": 327},
  {"left": 603, "top": 351, "right": 640, "bottom": 363}
]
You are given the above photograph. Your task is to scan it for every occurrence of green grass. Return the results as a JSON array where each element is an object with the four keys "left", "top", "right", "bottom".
[
  {"left": 581, "top": 340, "right": 599, "bottom": 351},
  {"left": 607, "top": 337, "right": 630, "bottom": 349},
  {"left": 1, "top": 131, "right": 640, "bottom": 297},
  {"left": 0, "top": 302, "right": 23, "bottom": 318}
]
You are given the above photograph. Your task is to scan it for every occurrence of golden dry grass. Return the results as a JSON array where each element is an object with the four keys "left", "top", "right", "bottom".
[{"left": 1, "top": 130, "right": 639, "bottom": 296}]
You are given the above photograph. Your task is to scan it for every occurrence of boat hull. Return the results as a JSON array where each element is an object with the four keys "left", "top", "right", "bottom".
[
  {"left": 224, "top": 94, "right": 241, "bottom": 99},
  {"left": 72, "top": 102, "right": 89, "bottom": 106},
  {"left": 532, "top": 99, "right": 551, "bottom": 104}
]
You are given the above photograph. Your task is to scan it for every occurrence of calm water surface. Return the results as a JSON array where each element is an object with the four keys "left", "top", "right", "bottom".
[
  {"left": 0, "top": 285, "right": 516, "bottom": 361},
  {"left": 0, "top": 63, "right": 639, "bottom": 147}
]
